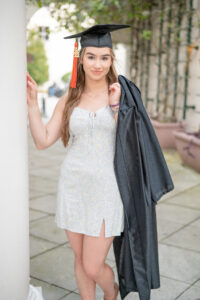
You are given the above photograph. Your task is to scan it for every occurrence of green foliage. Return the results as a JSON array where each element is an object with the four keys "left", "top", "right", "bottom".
[
  {"left": 175, "top": 36, "right": 182, "bottom": 43},
  {"left": 35, "top": 0, "right": 42, "bottom": 8},
  {"left": 159, "top": 10, "right": 164, "bottom": 21},
  {"left": 26, "top": 0, "right": 153, "bottom": 41},
  {"left": 167, "top": 22, "right": 173, "bottom": 29},
  {"left": 26, "top": 0, "right": 49, "bottom": 7},
  {"left": 27, "top": 29, "right": 49, "bottom": 86},
  {"left": 61, "top": 71, "right": 71, "bottom": 83},
  {"left": 46, "top": 0, "right": 152, "bottom": 35},
  {"left": 141, "top": 30, "right": 152, "bottom": 40}
]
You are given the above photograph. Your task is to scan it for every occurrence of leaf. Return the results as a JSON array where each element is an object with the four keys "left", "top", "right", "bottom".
[
  {"left": 36, "top": 0, "right": 42, "bottom": 8},
  {"left": 141, "top": 30, "right": 152, "bottom": 40}
]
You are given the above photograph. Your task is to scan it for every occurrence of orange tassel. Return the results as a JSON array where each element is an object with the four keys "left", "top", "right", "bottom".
[{"left": 70, "top": 40, "right": 79, "bottom": 88}]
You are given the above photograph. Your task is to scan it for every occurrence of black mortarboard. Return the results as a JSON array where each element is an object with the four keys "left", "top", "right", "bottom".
[
  {"left": 64, "top": 24, "right": 131, "bottom": 49},
  {"left": 63, "top": 24, "right": 131, "bottom": 88}
]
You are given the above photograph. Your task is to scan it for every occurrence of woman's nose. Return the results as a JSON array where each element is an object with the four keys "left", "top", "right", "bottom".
[{"left": 94, "top": 59, "right": 101, "bottom": 68}]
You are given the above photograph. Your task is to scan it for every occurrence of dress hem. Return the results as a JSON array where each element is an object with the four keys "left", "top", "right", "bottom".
[{"left": 54, "top": 219, "right": 124, "bottom": 238}]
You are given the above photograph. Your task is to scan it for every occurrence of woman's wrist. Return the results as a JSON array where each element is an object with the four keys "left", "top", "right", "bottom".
[
  {"left": 110, "top": 101, "right": 120, "bottom": 107},
  {"left": 109, "top": 101, "right": 120, "bottom": 115},
  {"left": 28, "top": 102, "right": 40, "bottom": 112}
]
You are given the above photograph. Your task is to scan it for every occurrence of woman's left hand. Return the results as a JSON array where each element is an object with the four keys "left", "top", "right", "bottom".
[{"left": 108, "top": 82, "right": 121, "bottom": 106}]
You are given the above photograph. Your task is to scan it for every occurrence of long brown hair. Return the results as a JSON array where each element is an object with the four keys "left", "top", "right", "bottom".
[{"left": 60, "top": 47, "right": 118, "bottom": 147}]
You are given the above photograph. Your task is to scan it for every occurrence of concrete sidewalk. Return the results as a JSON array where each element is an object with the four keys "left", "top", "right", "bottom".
[{"left": 28, "top": 128, "right": 200, "bottom": 300}]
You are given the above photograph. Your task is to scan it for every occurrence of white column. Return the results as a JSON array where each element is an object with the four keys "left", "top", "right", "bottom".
[{"left": 0, "top": 1, "right": 29, "bottom": 300}]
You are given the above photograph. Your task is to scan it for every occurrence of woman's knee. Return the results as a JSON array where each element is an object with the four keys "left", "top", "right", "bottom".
[{"left": 82, "top": 259, "right": 103, "bottom": 280}]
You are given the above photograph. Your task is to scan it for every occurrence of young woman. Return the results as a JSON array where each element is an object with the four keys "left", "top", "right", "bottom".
[{"left": 27, "top": 24, "right": 131, "bottom": 300}]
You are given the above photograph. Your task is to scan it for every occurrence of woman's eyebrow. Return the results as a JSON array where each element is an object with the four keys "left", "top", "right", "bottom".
[{"left": 86, "top": 52, "right": 111, "bottom": 56}]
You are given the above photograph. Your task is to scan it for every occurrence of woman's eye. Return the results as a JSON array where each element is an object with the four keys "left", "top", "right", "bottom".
[{"left": 87, "top": 56, "right": 108, "bottom": 60}]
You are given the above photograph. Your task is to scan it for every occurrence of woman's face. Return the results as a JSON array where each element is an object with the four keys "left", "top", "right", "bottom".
[{"left": 82, "top": 47, "right": 112, "bottom": 81}]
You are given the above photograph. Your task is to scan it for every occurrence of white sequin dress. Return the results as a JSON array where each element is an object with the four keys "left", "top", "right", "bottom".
[{"left": 54, "top": 105, "right": 124, "bottom": 237}]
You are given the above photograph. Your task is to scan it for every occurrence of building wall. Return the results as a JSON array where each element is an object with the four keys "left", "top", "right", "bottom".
[{"left": 130, "top": 0, "right": 200, "bottom": 132}]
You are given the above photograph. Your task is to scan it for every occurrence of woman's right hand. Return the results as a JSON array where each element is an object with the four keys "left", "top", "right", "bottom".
[{"left": 27, "top": 71, "right": 38, "bottom": 106}]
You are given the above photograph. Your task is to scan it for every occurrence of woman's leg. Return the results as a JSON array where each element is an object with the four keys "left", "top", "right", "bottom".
[
  {"left": 65, "top": 229, "right": 96, "bottom": 300},
  {"left": 82, "top": 219, "right": 116, "bottom": 298}
]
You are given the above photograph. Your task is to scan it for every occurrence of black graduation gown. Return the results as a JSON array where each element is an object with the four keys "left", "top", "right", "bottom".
[{"left": 113, "top": 75, "right": 174, "bottom": 300}]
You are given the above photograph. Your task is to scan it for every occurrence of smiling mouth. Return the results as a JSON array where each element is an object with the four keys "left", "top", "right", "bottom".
[{"left": 92, "top": 71, "right": 102, "bottom": 74}]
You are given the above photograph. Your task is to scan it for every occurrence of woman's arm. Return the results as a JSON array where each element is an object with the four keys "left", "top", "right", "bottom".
[
  {"left": 27, "top": 72, "right": 67, "bottom": 150},
  {"left": 108, "top": 82, "right": 120, "bottom": 123}
]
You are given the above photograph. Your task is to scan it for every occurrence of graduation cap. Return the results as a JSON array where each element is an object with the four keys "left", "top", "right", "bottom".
[{"left": 63, "top": 24, "right": 131, "bottom": 88}]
